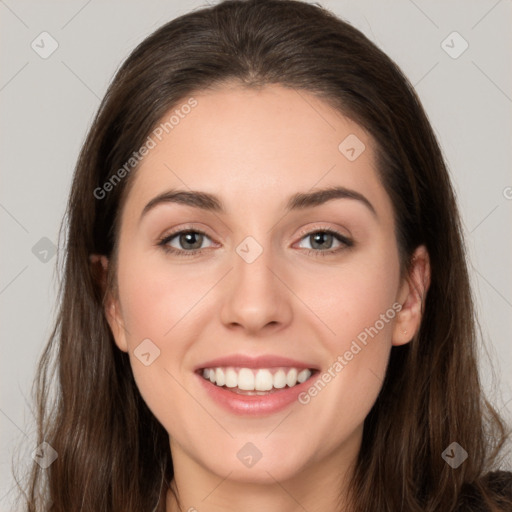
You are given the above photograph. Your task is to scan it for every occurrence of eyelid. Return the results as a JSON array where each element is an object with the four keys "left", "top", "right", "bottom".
[
  {"left": 293, "top": 222, "right": 351, "bottom": 243},
  {"left": 158, "top": 223, "right": 214, "bottom": 240}
]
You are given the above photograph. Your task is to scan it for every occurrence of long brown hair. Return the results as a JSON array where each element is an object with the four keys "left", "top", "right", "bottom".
[{"left": 14, "top": 0, "right": 511, "bottom": 510}]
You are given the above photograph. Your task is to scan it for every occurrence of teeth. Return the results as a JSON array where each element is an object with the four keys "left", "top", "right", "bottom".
[
  {"left": 297, "top": 369, "right": 311, "bottom": 383},
  {"left": 225, "top": 368, "right": 237, "bottom": 388},
  {"left": 286, "top": 368, "right": 298, "bottom": 387},
  {"left": 215, "top": 368, "right": 225, "bottom": 387},
  {"left": 255, "top": 369, "right": 273, "bottom": 391},
  {"left": 238, "top": 368, "right": 255, "bottom": 390},
  {"left": 201, "top": 367, "right": 313, "bottom": 391},
  {"left": 273, "top": 369, "right": 286, "bottom": 389}
]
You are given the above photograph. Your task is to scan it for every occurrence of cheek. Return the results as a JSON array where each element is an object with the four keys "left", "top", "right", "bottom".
[
  {"left": 117, "top": 252, "right": 207, "bottom": 344},
  {"left": 303, "top": 242, "right": 400, "bottom": 405},
  {"left": 115, "top": 251, "right": 223, "bottom": 425},
  {"left": 307, "top": 241, "right": 400, "bottom": 347}
]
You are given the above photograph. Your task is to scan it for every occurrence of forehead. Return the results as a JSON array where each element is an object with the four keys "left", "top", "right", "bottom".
[{"left": 121, "top": 83, "right": 393, "bottom": 225}]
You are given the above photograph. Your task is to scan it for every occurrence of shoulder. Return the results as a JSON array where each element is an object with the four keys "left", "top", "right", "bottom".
[{"left": 456, "top": 470, "right": 512, "bottom": 511}]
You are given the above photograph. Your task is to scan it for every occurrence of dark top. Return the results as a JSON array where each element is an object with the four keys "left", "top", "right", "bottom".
[{"left": 456, "top": 470, "right": 512, "bottom": 511}]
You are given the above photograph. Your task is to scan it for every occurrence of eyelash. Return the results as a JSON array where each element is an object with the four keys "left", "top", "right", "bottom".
[{"left": 157, "top": 226, "right": 354, "bottom": 258}]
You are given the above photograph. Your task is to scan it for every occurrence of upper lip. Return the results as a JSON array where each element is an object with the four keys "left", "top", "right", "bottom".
[{"left": 195, "top": 354, "right": 319, "bottom": 372}]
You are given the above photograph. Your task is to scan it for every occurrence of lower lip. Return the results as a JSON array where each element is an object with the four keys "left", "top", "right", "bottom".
[{"left": 195, "top": 371, "right": 316, "bottom": 416}]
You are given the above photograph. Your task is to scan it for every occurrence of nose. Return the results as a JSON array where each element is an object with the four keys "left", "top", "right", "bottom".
[{"left": 219, "top": 237, "right": 293, "bottom": 335}]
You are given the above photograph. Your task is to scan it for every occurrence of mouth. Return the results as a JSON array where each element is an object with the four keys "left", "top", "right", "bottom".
[
  {"left": 196, "top": 366, "right": 318, "bottom": 395},
  {"left": 193, "top": 354, "right": 320, "bottom": 415},
  {"left": 194, "top": 363, "right": 320, "bottom": 415}
]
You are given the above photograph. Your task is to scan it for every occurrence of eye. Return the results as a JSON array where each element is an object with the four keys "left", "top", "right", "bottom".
[
  {"left": 157, "top": 226, "right": 354, "bottom": 258},
  {"left": 157, "top": 229, "right": 214, "bottom": 257},
  {"left": 295, "top": 227, "right": 353, "bottom": 257}
]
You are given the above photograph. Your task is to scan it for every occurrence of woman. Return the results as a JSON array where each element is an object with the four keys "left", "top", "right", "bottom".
[{"left": 17, "top": 0, "right": 511, "bottom": 510}]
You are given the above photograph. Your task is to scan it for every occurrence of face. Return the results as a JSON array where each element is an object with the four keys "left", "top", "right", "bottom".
[{"left": 103, "top": 83, "right": 428, "bottom": 490}]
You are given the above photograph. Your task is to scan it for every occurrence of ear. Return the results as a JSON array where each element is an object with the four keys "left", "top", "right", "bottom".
[
  {"left": 89, "top": 254, "right": 129, "bottom": 353},
  {"left": 391, "top": 245, "right": 431, "bottom": 346}
]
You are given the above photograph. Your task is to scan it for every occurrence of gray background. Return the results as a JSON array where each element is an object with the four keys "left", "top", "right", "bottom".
[{"left": 1, "top": 0, "right": 511, "bottom": 508}]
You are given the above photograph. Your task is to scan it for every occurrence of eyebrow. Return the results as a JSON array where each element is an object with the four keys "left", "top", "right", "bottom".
[{"left": 139, "top": 185, "right": 377, "bottom": 222}]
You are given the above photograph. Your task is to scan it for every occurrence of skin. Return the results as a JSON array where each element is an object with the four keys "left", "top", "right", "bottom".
[{"left": 98, "top": 83, "right": 430, "bottom": 512}]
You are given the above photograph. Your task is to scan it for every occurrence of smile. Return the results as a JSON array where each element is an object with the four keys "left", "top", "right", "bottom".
[
  {"left": 200, "top": 366, "right": 315, "bottom": 394},
  {"left": 195, "top": 366, "right": 319, "bottom": 415}
]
